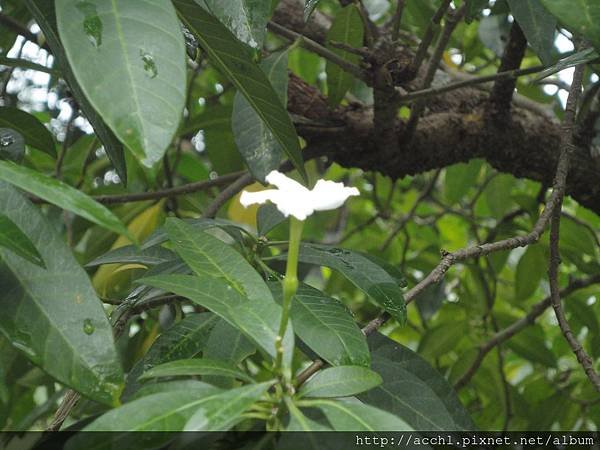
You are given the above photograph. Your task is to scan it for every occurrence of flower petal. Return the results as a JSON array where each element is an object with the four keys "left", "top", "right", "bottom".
[
  {"left": 265, "top": 170, "right": 309, "bottom": 194},
  {"left": 311, "top": 180, "right": 360, "bottom": 211},
  {"left": 240, "top": 189, "right": 279, "bottom": 207}
]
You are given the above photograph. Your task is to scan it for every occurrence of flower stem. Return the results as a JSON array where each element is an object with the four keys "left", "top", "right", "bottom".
[{"left": 274, "top": 217, "right": 303, "bottom": 374}]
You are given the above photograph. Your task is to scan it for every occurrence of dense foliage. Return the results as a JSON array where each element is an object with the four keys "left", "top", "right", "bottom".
[{"left": 0, "top": 0, "right": 599, "bottom": 441}]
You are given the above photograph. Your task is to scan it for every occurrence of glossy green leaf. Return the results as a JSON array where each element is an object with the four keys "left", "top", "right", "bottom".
[
  {"left": 173, "top": 0, "right": 307, "bottom": 182},
  {"left": 56, "top": 0, "right": 187, "bottom": 166},
  {"left": 507, "top": 0, "right": 556, "bottom": 65},
  {"left": 86, "top": 244, "right": 175, "bottom": 267},
  {"left": 274, "top": 282, "right": 369, "bottom": 367},
  {"left": 140, "top": 358, "right": 254, "bottom": 383},
  {"left": 24, "top": 0, "right": 127, "bottom": 181},
  {"left": 359, "top": 333, "right": 475, "bottom": 430},
  {"left": 164, "top": 218, "right": 272, "bottom": 303},
  {"left": 0, "top": 160, "right": 131, "bottom": 239},
  {"left": 0, "top": 182, "right": 123, "bottom": 405},
  {"left": 0, "top": 107, "right": 56, "bottom": 157},
  {"left": 326, "top": 4, "right": 363, "bottom": 106},
  {"left": 289, "top": 244, "right": 406, "bottom": 324},
  {"left": 132, "top": 380, "right": 221, "bottom": 400},
  {"left": 515, "top": 245, "right": 546, "bottom": 300},
  {"left": 285, "top": 398, "right": 332, "bottom": 432},
  {"left": 142, "top": 313, "right": 220, "bottom": 370},
  {"left": 122, "top": 314, "right": 216, "bottom": 399},
  {"left": 304, "top": 398, "right": 413, "bottom": 431},
  {"left": 139, "top": 274, "right": 293, "bottom": 366},
  {"left": 0, "top": 128, "right": 25, "bottom": 162},
  {"left": 70, "top": 382, "right": 269, "bottom": 444},
  {"left": 202, "top": 0, "right": 271, "bottom": 48},
  {"left": 0, "top": 213, "right": 44, "bottom": 267},
  {"left": 299, "top": 366, "right": 382, "bottom": 398},
  {"left": 539, "top": 0, "right": 600, "bottom": 50},
  {"left": 232, "top": 50, "right": 288, "bottom": 182},
  {"left": 203, "top": 319, "right": 256, "bottom": 387},
  {"left": 535, "top": 48, "right": 599, "bottom": 80},
  {"left": 184, "top": 382, "right": 272, "bottom": 431}
]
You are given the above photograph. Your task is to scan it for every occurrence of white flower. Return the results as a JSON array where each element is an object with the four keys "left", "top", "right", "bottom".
[{"left": 240, "top": 170, "right": 360, "bottom": 221}]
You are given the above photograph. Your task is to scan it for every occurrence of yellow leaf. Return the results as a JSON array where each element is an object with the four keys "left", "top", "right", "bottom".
[
  {"left": 228, "top": 182, "right": 263, "bottom": 228},
  {"left": 93, "top": 202, "right": 165, "bottom": 298}
]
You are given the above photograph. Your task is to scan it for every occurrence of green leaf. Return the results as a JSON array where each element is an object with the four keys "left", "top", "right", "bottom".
[
  {"left": 184, "top": 382, "right": 272, "bottom": 431},
  {"left": 515, "top": 245, "right": 546, "bottom": 301},
  {"left": 285, "top": 398, "right": 332, "bottom": 432},
  {"left": 140, "top": 358, "right": 254, "bottom": 383},
  {"left": 139, "top": 274, "right": 293, "bottom": 366},
  {"left": 304, "top": 0, "right": 321, "bottom": 21},
  {"left": 164, "top": 218, "right": 272, "bottom": 303},
  {"left": 0, "top": 182, "right": 123, "bottom": 406},
  {"left": 484, "top": 174, "right": 514, "bottom": 219},
  {"left": 0, "top": 213, "right": 44, "bottom": 267},
  {"left": 274, "top": 282, "right": 370, "bottom": 367},
  {"left": 507, "top": 0, "right": 556, "bottom": 65},
  {"left": 299, "top": 366, "right": 382, "bottom": 398},
  {"left": 142, "top": 313, "right": 220, "bottom": 370},
  {"left": 55, "top": 0, "right": 187, "bottom": 166},
  {"left": 444, "top": 160, "right": 483, "bottom": 204},
  {"left": 132, "top": 380, "right": 221, "bottom": 400},
  {"left": 326, "top": 4, "right": 364, "bottom": 106},
  {"left": 202, "top": 0, "right": 271, "bottom": 48},
  {"left": 359, "top": 333, "right": 475, "bottom": 430},
  {"left": 0, "top": 160, "right": 132, "bottom": 240},
  {"left": 257, "top": 203, "right": 286, "bottom": 236},
  {"left": 122, "top": 315, "right": 218, "bottom": 400},
  {"left": 289, "top": 244, "right": 406, "bottom": 324},
  {"left": 232, "top": 50, "right": 288, "bottom": 182},
  {"left": 24, "top": 0, "right": 127, "bottom": 182},
  {"left": 0, "top": 128, "right": 25, "bottom": 162},
  {"left": 69, "top": 382, "right": 270, "bottom": 444},
  {"left": 203, "top": 319, "right": 256, "bottom": 388},
  {"left": 86, "top": 244, "right": 176, "bottom": 267},
  {"left": 173, "top": 0, "right": 307, "bottom": 182},
  {"left": 304, "top": 398, "right": 413, "bottom": 431},
  {"left": 0, "top": 107, "right": 56, "bottom": 157},
  {"left": 535, "top": 48, "right": 599, "bottom": 80},
  {"left": 539, "top": 0, "right": 600, "bottom": 51},
  {"left": 417, "top": 321, "right": 467, "bottom": 359},
  {"left": 497, "top": 316, "right": 557, "bottom": 367}
]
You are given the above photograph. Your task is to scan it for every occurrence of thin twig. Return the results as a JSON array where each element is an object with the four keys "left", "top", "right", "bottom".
[
  {"left": 0, "top": 13, "right": 51, "bottom": 52},
  {"left": 399, "top": 65, "right": 544, "bottom": 103},
  {"left": 410, "top": 0, "right": 452, "bottom": 75},
  {"left": 202, "top": 173, "right": 254, "bottom": 219},
  {"left": 404, "top": 5, "right": 466, "bottom": 139},
  {"left": 453, "top": 274, "right": 600, "bottom": 389},
  {"left": 53, "top": 171, "right": 243, "bottom": 205},
  {"left": 267, "top": 21, "right": 366, "bottom": 81},
  {"left": 391, "top": 0, "right": 406, "bottom": 42}
]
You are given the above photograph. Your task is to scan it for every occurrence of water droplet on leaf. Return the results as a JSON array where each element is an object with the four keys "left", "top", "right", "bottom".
[
  {"left": 83, "top": 318, "right": 95, "bottom": 335},
  {"left": 140, "top": 51, "right": 158, "bottom": 78}
]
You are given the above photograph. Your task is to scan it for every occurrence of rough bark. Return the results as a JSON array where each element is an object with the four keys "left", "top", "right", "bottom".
[{"left": 276, "top": 0, "right": 600, "bottom": 215}]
